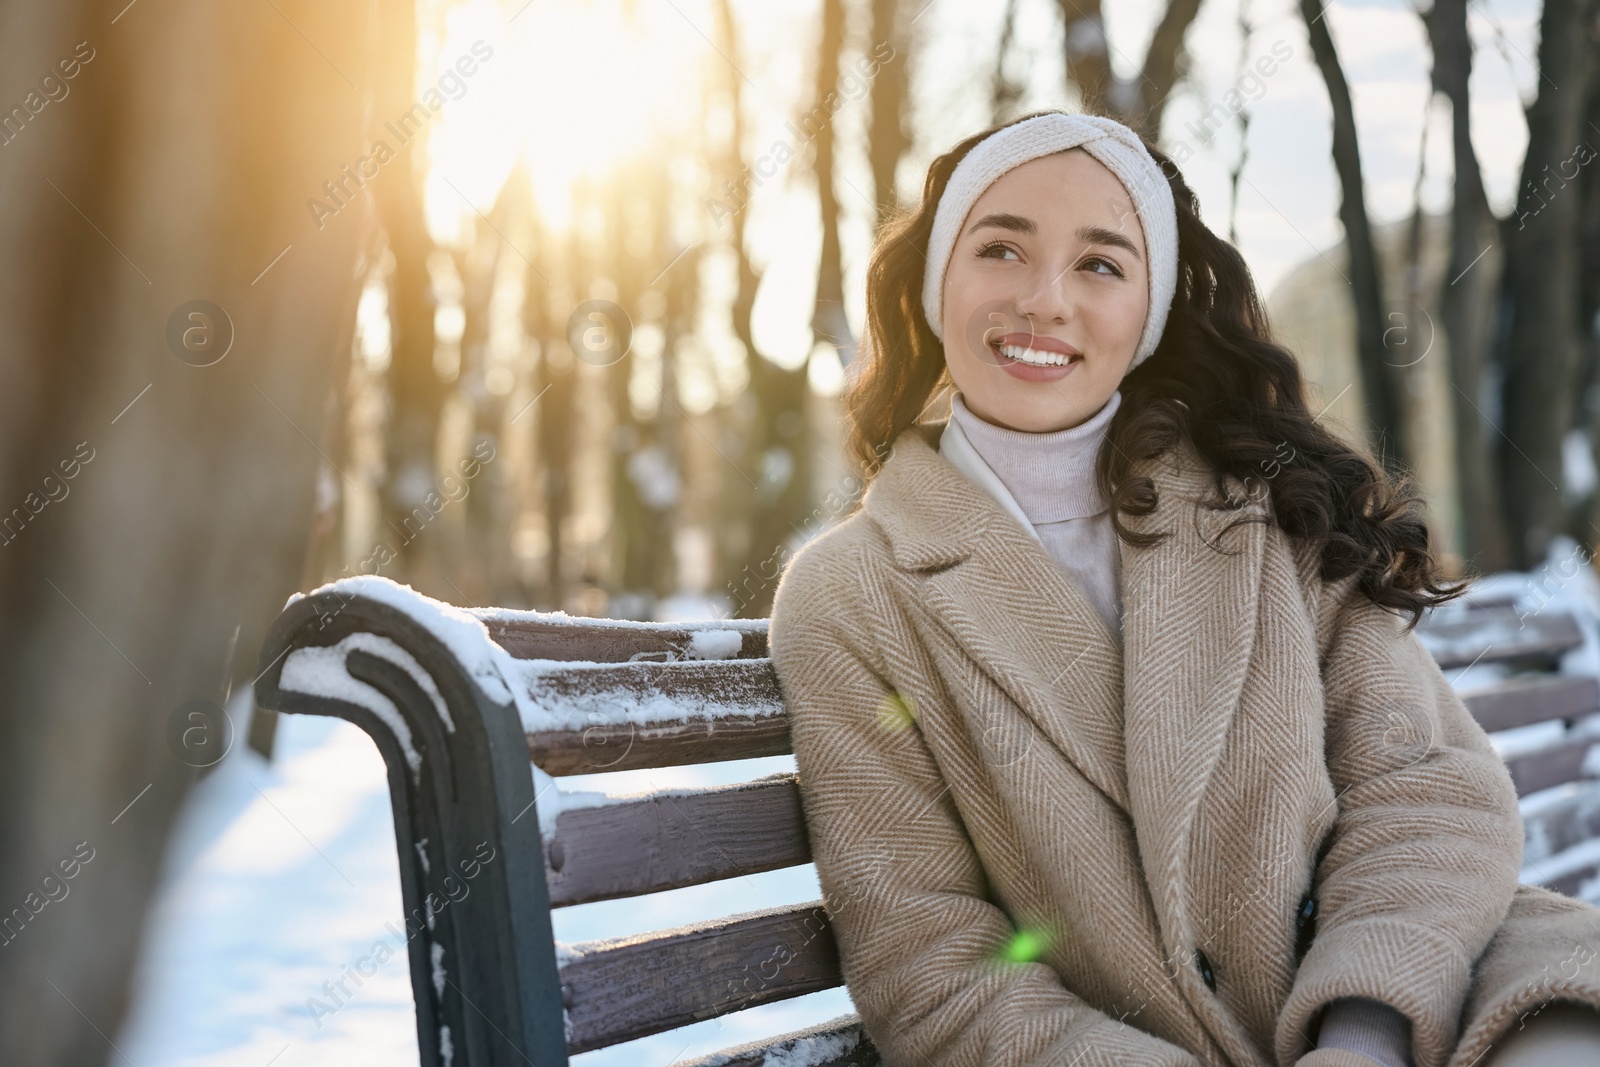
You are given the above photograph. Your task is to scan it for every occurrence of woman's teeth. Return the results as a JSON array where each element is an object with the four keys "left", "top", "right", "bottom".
[{"left": 994, "top": 342, "right": 1080, "bottom": 367}]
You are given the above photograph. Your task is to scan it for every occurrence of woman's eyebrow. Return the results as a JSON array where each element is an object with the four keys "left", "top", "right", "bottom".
[
  {"left": 1077, "top": 224, "right": 1143, "bottom": 262},
  {"left": 965, "top": 212, "right": 1035, "bottom": 236},
  {"left": 965, "top": 214, "right": 1143, "bottom": 262}
]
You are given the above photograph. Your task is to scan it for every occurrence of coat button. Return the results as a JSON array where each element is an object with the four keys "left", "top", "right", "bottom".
[
  {"left": 1194, "top": 948, "right": 1216, "bottom": 991},
  {"left": 1294, "top": 894, "right": 1318, "bottom": 961}
]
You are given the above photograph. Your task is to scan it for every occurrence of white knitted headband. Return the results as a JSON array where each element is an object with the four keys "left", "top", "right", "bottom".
[{"left": 921, "top": 112, "right": 1179, "bottom": 374}]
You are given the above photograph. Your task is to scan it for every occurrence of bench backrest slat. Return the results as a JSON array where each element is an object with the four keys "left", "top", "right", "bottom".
[
  {"left": 1523, "top": 783, "right": 1600, "bottom": 874},
  {"left": 528, "top": 712, "right": 792, "bottom": 775},
  {"left": 1505, "top": 735, "right": 1600, "bottom": 797},
  {"left": 673, "top": 1013, "right": 882, "bottom": 1067},
  {"left": 546, "top": 772, "right": 808, "bottom": 906},
  {"left": 480, "top": 614, "right": 769, "bottom": 662},
  {"left": 1462, "top": 674, "right": 1600, "bottom": 733},
  {"left": 520, "top": 660, "right": 789, "bottom": 774},
  {"left": 560, "top": 901, "right": 840, "bottom": 1055},
  {"left": 1417, "top": 606, "right": 1583, "bottom": 669}
]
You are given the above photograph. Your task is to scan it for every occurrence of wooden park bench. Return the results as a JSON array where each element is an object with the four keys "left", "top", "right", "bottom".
[{"left": 254, "top": 574, "right": 1600, "bottom": 1066}]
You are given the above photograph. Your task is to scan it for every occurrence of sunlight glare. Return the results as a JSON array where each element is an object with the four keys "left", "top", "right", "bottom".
[{"left": 427, "top": 0, "right": 708, "bottom": 242}]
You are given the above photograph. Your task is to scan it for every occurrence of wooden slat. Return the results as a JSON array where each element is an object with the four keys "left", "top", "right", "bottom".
[
  {"left": 1460, "top": 594, "right": 1521, "bottom": 611},
  {"left": 1462, "top": 674, "right": 1600, "bottom": 733},
  {"left": 1523, "top": 781, "right": 1600, "bottom": 864},
  {"left": 521, "top": 660, "right": 783, "bottom": 721},
  {"left": 1523, "top": 837, "right": 1600, "bottom": 900},
  {"left": 1505, "top": 734, "right": 1600, "bottom": 796},
  {"left": 523, "top": 659, "right": 790, "bottom": 774},
  {"left": 560, "top": 901, "right": 842, "bottom": 1055},
  {"left": 1416, "top": 608, "right": 1583, "bottom": 669},
  {"left": 675, "top": 1014, "right": 881, "bottom": 1067},
  {"left": 545, "top": 773, "right": 810, "bottom": 906},
  {"left": 1538, "top": 860, "right": 1600, "bottom": 900},
  {"left": 476, "top": 611, "right": 768, "bottom": 662},
  {"left": 528, "top": 712, "right": 791, "bottom": 775}
]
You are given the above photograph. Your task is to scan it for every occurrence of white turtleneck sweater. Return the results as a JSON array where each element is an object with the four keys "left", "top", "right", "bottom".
[{"left": 939, "top": 389, "right": 1125, "bottom": 637}]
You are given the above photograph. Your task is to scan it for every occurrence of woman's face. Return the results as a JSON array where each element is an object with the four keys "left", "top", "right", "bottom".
[{"left": 939, "top": 148, "right": 1149, "bottom": 433}]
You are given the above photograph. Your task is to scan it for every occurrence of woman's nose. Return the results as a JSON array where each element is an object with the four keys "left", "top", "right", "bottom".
[{"left": 1014, "top": 262, "right": 1076, "bottom": 325}]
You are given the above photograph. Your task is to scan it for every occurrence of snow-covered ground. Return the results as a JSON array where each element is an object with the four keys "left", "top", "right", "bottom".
[{"left": 118, "top": 536, "right": 1600, "bottom": 1064}]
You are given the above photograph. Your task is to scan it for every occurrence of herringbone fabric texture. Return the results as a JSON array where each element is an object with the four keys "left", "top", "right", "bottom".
[{"left": 767, "top": 422, "right": 1600, "bottom": 1067}]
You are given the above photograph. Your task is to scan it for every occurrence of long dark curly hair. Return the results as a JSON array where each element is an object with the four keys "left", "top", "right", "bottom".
[{"left": 843, "top": 107, "right": 1469, "bottom": 630}]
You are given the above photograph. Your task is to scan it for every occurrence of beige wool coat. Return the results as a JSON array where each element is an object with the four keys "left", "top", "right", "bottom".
[{"left": 767, "top": 421, "right": 1600, "bottom": 1067}]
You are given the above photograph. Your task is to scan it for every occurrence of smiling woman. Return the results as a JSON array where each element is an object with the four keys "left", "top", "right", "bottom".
[{"left": 769, "top": 107, "right": 1600, "bottom": 1067}]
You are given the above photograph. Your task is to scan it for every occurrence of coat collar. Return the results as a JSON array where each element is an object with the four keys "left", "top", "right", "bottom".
[{"left": 863, "top": 419, "right": 1272, "bottom": 954}]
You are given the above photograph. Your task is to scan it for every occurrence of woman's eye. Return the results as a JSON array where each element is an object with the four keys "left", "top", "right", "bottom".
[
  {"left": 975, "top": 240, "right": 1018, "bottom": 261},
  {"left": 1083, "top": 256, "right": 1124, "bottom": 278}
]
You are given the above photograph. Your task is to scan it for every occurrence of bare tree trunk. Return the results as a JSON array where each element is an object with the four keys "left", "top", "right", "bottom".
[
  {"left": 523, "top": 204, "right": 575, "bottom": 610},
  {"left": 709, "top": 0, "right": 812, "bottom": 618},
  {"left": 870, "top": 0, "right": 912, "bottom": 229},
  {"left": 1422, "top": 0, "right": 1511, "bottom": 572},
  {"left": 991, "top": 0, "right": 1025, "bottom": 124},
  {"left": 1054, "top": 0, "right": 1117, "bottom": 114},
  {"left": 0, "top": 0, "right": 388, "bottom": 1058},
  {"left": 811, "top": 0, "right": 856, "bottom": 365},
  {"left": 375, "top": 66, "right": 441, "bottom": 588},
  {"left": 606, "top": 163, "right": 664, "bottom": 617},
  {"left": 1299, "top": 0, "right": 1408, "bottom": 476},
  {"left": 1495, "top": 0, "right": 1599, "bottom": 567},
  {"left": 451, "top": 175, "right": 524, "bottom": 608},
  {"left": 652, "top": 164, "right": 691, "bottom": 604},
  {"left": 1225, "top": 0, "right": 1256, "bottom": 246},
  {"left": 1051, "top": 0, "right": 1201, "bottom": 140},
  {"left": 1579, "top": 82, "right": 1600, "bottom": 549},
  {"left": 1134, "top": 0, "right": 1204, "bottom": 137}
]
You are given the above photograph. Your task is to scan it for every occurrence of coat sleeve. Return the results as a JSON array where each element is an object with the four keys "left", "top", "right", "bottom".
[
  {"left": 769, "top": 544, "right": 1202, "bottom": 1067},
  {"left": 1274, "top": 573, "right": 1525, "bottom": 1067}
]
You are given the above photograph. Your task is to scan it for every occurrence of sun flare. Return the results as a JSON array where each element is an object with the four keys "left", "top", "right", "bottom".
[{"left": 424, "top": 0, "right": 710, "bottom": 242}]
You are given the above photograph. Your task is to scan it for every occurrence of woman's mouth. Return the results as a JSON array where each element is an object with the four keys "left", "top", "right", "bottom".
[
  {"left": 992, "top": 341, "right": 1083, "bottom": 367},
  {"left": 988, "top": 338, "right": 1084, "bottom": 381}
]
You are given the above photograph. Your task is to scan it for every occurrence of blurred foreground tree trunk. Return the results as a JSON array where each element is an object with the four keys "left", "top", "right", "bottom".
[{"left": 0, "top": 0, "right": 397, "bottom": 1058}]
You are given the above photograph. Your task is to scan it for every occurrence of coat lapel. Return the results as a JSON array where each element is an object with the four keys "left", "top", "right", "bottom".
[
  {"left": 864, "top": 421, "right": 1271, "bottom": 958},
  {"left": 1115, "top": 438, "right": 1271, "bottom": 963},
  {"left": 867, "top": 422, "right": 1130, "bottom": 811}
]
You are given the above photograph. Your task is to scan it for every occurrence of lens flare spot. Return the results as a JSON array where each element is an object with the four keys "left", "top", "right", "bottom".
[{"left": 876, "top": 691, "right": 916, "bottom": 731}]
